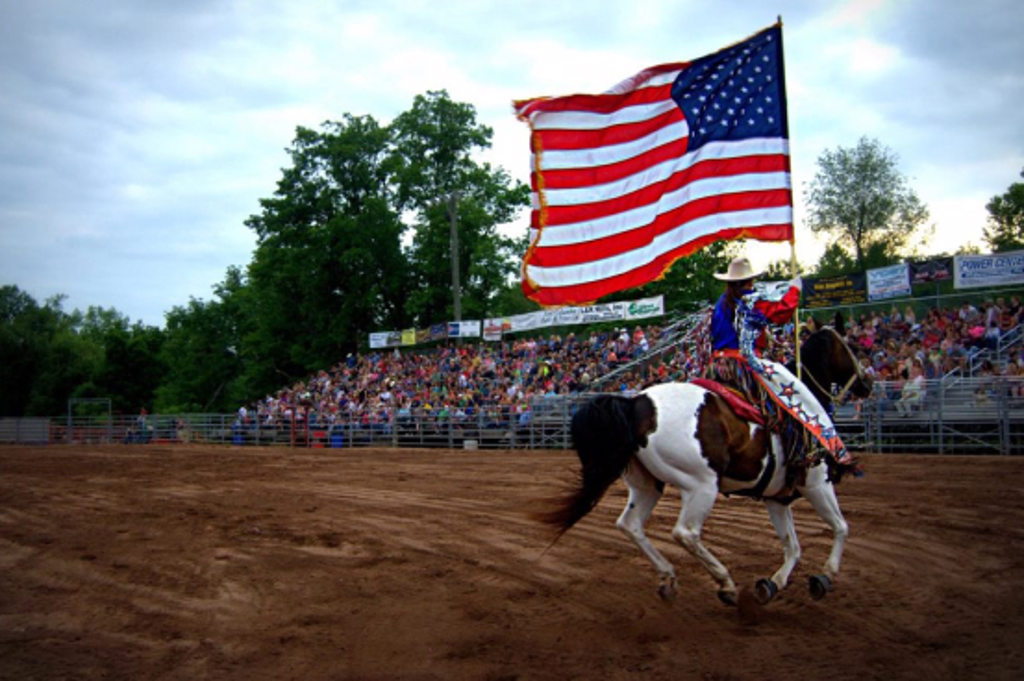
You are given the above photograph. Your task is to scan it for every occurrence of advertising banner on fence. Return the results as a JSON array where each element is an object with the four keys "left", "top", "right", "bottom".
[
  {"left": 579, "top": 302, "right": 624, "bottom": 323},
  {"left": 868, "top": 263, "right": 911, "bottom": 301},
  {"left": 508, "top": 310, "right": 542, "bottom": 333},
  {"left": 369, "top": 331, "right": 405, "bottom": 349},
  {"left": 954, "top": 251, "right": 1024, "bottom": 289},
  {"left": 544, "top": 307, "right": 585, "bottom": 327},
  {"left": 447, "top": 320, "right": 481, "bottom": 338},
  {"left": 625, "top": 296, "right": 665, "bottom": 320},
  {"left": 910, "top": 257, "right": 953, "bottom": 284},
  {"left": 482, "top": 318, "right": 511, "bottom": 342},
  {"left": 376, "top": 295, "right": 665, "bottom": 347},
  {"left": 802, "top": 273, "right": 867, "bottom": 308}
]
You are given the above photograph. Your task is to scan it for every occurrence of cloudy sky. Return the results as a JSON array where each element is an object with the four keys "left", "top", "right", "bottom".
[{"left": 1, "top": 0, "right": 1022, "bottom": 327}]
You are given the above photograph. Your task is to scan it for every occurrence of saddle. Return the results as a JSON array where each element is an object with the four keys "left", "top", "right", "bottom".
[{"left": 691, "top": 378, "right": 764, "bottom": 426}]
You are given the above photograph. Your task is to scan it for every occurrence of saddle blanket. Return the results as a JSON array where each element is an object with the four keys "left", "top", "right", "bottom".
[{"left": 691, "top": 378, "right": 764, "bottom": 426}]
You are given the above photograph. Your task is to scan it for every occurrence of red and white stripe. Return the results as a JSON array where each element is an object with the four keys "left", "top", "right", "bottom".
[{"left": 515, "top": 63, "right": 792, "bottom": 307}]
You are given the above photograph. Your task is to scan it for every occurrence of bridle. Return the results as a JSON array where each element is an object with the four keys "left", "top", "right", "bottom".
[{"left": 800, "top": 327, "right": 868, "bottom": 405}]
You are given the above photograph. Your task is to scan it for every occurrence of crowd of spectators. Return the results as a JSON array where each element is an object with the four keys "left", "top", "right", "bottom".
[
  {"left": 833, "top": 295, "right": 1024, "bottom": 414},
  {"left": 237, "top": 324, "right": 690, "bottom": 431},
  {"left": 238, "top": 294, "right": 1024, "bottom": 429},
  {"left": 838, "top": 295, "right": 1022, "bottom": 381}
]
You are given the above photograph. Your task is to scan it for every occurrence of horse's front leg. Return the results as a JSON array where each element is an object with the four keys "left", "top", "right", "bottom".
[
  {"left": 672, "top": 483, "right": 738, "bottom": 605},
  {"left": 616, "top": 462, "right": 677, "bottom": 600},
  {"left": 800, "top": 468, "right": 849, "bottom": 600},
  {"left": 756, "top": 499, "right": 801, "bottom": 603}
]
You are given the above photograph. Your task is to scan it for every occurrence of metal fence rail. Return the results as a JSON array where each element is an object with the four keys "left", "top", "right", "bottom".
[
  {"left": 833, "top": 377, "right": 1024, "bottom": 454},
  {"left": 0, "top": 405, "right": 584, "bottom": 451},
  {"left": 3, "top": 377, "right": 1022, "bottom": 454}
]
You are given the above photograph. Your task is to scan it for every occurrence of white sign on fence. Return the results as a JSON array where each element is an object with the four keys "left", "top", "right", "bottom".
[
  {"left": 954, "top": 250, "right": 1024, "bottom": 289},
  {"left": 868, "top": 263, "right": 912, "bottom": 301}
]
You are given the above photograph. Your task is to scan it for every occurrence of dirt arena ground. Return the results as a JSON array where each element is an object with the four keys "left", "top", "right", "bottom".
[{"left": 1, "top": 445, "right": 1022, "bottom": 681}]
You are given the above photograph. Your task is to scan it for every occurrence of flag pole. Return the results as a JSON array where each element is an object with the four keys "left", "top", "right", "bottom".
[
  {"left": 776, "top": 15, "right": 802, "bottom": 379},
  {"left": 791, "top": 240, "right": 802, "bottom": 379}
]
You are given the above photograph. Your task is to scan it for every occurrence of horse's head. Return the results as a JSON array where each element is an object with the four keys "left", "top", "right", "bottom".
[{"left": 799, "top": 325, "right": 873, "bottom": 407}]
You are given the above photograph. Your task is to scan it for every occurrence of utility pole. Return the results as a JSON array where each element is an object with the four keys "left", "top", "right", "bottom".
[{"left": 448, "top": 192, "right": 462, "bottom": 322}]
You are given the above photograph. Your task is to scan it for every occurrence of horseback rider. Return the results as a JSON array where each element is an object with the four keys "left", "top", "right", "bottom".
[
  {"left": 708, "top": 256, "right": 856, "bottom": 477},
  {"left": 710, "top": 256, "right": 800, "bottom": 375}
]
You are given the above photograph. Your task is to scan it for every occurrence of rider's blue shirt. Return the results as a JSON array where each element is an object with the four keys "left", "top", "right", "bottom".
[
  {"left": 711, "top": 293, "right": 739, "bottom": 350},
  {"left": 712, "top": 285, "right": 798, "bottom": 352}
]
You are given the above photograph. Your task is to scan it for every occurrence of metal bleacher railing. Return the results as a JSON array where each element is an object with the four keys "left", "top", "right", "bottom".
[
  {"left": 831, "top": 376, "right": 1024, "bottom": 454},
  {"left": 590, "top": 309, "right": 709, "bottom": 391},
  {"left": 4, "top": 375, "right": 1023, "bottom": 454}
]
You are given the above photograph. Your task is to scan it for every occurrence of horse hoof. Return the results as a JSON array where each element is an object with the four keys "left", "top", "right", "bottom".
[
  {"left": 809, "top": 574, "right": 833, "bottom": 600},
  {"left": 717, "top": 589, "right": 738, "bottom": 607},
  {"left": 657, "top": 582, "right": 677, "bottom": 602},
  {"left": 755, "top": 578, "right": 779, "bottom": 604}
]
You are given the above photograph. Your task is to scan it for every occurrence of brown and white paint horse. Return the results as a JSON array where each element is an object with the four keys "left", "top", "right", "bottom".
[{"left": 538, "top": 326, "right": 873, "bottom": 606}]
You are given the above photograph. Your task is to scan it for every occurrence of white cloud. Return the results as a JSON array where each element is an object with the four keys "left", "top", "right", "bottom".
[{"left": 842, "top": 37, "right": 903, "bottom": 77}]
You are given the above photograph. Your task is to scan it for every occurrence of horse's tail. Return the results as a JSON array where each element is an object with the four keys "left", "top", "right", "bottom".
[{"left": 534, "top": 393, "right": 645, "bottom": 540}]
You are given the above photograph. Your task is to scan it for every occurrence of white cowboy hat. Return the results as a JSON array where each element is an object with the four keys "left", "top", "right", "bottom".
[{"left": 713, "top": 256, "right": 762, "bottom": 282}]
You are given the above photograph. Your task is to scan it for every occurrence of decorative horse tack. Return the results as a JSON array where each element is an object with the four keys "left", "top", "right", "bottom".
[
  {"left": 689, "top": 377, "right": 764, "bottom": 425},
  {"left": 536, "top": 326, "right": 873, "bottom": 609}
]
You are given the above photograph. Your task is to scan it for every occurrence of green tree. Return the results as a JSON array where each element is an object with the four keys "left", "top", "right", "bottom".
[
  {"left": 983, "top": 167, "right": 1024, "bottom": 253},
  {"left": 812, "top": 242, "right": 857, "bottom": 277},
  {"left": 806, "top": 136, "right": 929, "bottom": 270},
  {"left": 27, "top": 319, "right": 101, "bottom": 416},
  {"left": 390, "top": 90, "right": 529, "bottom": 324},
  {"left": 763, "top": 258, "right": 803, "bottom": 280},
  {"left": 156, "top": 267, "right": 249, "bottom": 412},
  {"left": 0, "top": 288, "right": 127, "bottom": 416},
  {"left": 76, "top": 306, "right": 165, "bottom": 414},
  {"left": 811, "top": 239, "right": 904, "bottom": 277},
  {"left": 0, "top": 287, "right": 82, "bottom": 416},
  {"left": 0, "top": 286, "right": 45, "bottom": 415},
  {"left": 244, "top": 115, "right": 409, "bottom": 389},
  {"left": 490, "top": 279, "right": 538, "bottom": 318}
]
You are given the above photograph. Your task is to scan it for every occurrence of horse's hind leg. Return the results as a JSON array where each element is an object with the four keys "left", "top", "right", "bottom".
[
  {"left": 672, "top": 483, "right": 738, "bottom": 605},
  {"left": 800, "top": 471, "right": 849, "bottom": 599},
  {"left": 757, "top": 499, "right": 801, "bottom": 603},
  {"left": 616, "top": 461, "right": 677, "bottom": 600}
]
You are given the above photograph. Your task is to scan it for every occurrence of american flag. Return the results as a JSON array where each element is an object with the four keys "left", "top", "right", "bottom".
[{"left": 514, "top": 24, "right": 793, "bottom": 306}]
